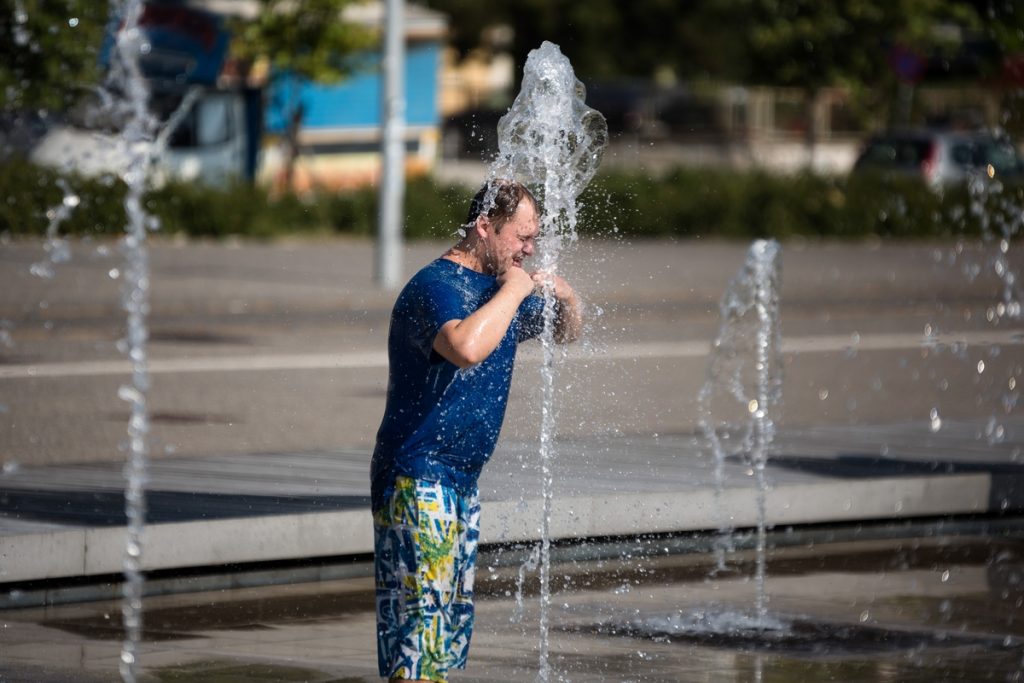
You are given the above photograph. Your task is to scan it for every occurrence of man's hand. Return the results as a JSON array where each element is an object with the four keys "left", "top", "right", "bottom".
[
  {"left": 497, "top": 263, "right": 537, "bottom": 300},
  {"left": 529, "top": 271, "right": 573, "bottom": 301},
  {"left": 529, "top": 271, "right": 583, "bottom": 344}
]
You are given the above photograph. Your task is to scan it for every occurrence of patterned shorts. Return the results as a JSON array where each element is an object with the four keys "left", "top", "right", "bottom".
[{"left": 373, "top": 476, "right": 481, "bottom": 683}]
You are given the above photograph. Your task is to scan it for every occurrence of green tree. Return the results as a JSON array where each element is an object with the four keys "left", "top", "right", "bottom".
[
  {"left": 0, "top": 0, "right": 107, "bottom": 112},
  {"left": 962, "top": 0, "right": 1024, "bottom": 136},
  {"left": 228, "top": 0, "right": 375, "bottom": 189},
  {"left": 740, "top": 0, "right": 985, "bottom": 162},
  {"left": 423, "top": 0, "right": 749, "bottom": 85},
  {"left": 428, "top": 0, "right": 1022, "bottom": 139}
]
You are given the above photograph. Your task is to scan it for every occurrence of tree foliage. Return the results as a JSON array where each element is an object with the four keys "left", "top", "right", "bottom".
[
  {"left": 228, "top": 0, "right": 376, "bottom": 83},
  {"left": 0, "top": 0, "right": 107, "bottom": 111},
  {"left": 422, "top": 0, "right": 750, "bottom": 84},
  {"left": 226, "top": 0, "right": 376, "bottom": 189},
  {"left": 425, "top": 0, "right": 1016, "bottom": 90}
]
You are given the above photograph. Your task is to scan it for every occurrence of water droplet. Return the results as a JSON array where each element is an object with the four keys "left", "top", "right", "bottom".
[
  {"left": 29, "top": 262, "right": 54, "bottom": 279},
  {"left": 118, "top": 385, "right": 142, "bottom": 404},
  {"left": 941, "top": 569, "right": 951, "bottom": 582},
  {"left": 977, "top": 360, "right": 985, "bottom": 374},
  {"left": 747, "top": 399, "right": 759, "bottom": 414},
  {"left": 859, "top": 610, "right": 870, "bottom": 622},
  {"left": 818, "top": 389, "right": 829, "bottom": 401},
  {"left": 929, "top": 408, "right": 942, "bottom": 432}
]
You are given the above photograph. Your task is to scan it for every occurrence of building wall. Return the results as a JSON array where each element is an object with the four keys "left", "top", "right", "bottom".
[
  {"left": 265, "top": 42, "right": 440, "bottom": 132},
  {"left": 261, "top": 40, "right": 443, "bottom": 191}
]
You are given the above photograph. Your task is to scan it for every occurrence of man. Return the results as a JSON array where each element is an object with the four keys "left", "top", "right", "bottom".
[{"left": 370, "top": 179, "right": 581, "bottom": 682}]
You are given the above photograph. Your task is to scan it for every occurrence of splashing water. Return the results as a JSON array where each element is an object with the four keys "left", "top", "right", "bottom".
[
  {"left": 964, "top": 170, "right": 1023, "bottom": 449},
  {"left": 697, "top": 239, "right": 783, "bottom": 625},
  {"left": 29, "top": 179, "right": 78, "bottom": 280},
  {"left": 107, "top": 2, "right": 159, "bottom": 680},
  {"left": 512, "top": 543, "right": 542, "bottom": 625},
  {"left": 11, "top": 4, "right": 218, "bottom": 676},
  {"left": 968, "top": 173, "right": 1023, "bottom": 322},
  {"left": 489, "top": 41, "right": 607, "bottom": 681}
]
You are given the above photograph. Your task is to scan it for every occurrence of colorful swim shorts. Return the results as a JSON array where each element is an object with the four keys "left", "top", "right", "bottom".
[{"left": 373, "top": 476, "right": 481, "bottom": 683}]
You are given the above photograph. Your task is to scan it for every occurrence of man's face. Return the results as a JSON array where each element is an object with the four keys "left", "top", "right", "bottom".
[{"left": 482, "top": 199, "right": 539, "bottom": 275}]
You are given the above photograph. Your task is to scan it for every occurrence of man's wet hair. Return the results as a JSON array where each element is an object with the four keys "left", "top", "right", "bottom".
[{"left": 464, "top": 179, "right": 538, "bottom": 232}]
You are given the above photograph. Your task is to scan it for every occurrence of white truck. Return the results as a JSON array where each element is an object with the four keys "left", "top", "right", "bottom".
[{"left": 29, "top": 3, "right": 260, "bottom": 187}]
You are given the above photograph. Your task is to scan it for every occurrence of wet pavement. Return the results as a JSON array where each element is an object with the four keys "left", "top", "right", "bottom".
[{"left": 3, "top": 526, "right": 1024, "bottom": 682}]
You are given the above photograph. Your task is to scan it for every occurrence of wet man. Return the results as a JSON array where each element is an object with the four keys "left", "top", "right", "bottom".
[{"left": 370, "top": 179, "right": 581, "bottom": 682}]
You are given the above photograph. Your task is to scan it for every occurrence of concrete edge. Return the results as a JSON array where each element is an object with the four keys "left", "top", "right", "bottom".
[{"left": 0, "top": 473, "right": 992, "bottom": 585}]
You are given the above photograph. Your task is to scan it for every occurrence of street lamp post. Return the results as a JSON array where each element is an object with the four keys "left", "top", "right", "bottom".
[{"left": 376, "top": 0, "right": 405, "bottom": 289}]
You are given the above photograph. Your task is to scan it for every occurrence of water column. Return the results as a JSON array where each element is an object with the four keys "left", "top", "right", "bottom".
[
  {"left": 105, "top": 2, "right": 159, "bottom": 679},
  {"left": 96, "top": 11, "right": 214, "bottom": 681},
  {"left": 698, "top": 239, "right": 783, "bottom": 625},
  {"left": 749, "top": 240, "right": 781, "bottom": 623},
  {"left": 489, "top": 41, "right": 607, "bottom": 680}
]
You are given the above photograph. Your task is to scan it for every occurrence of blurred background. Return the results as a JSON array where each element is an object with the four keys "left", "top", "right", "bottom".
[{"left": 2, "top": 0, "right": 1023, "bottom": 242}]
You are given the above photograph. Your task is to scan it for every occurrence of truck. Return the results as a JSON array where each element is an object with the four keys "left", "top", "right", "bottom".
[{"left": 30, "top": 2, "right": 261, "bottom": 186}]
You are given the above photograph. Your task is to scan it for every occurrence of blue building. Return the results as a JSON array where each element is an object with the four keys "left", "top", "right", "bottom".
[{"left": 256, "top": 2, "right": 448, "bottom": 190}]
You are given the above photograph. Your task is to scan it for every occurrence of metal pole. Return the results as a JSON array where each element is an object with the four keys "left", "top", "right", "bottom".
[{"left": 376, "top": 0, "right": 405, "bottom": 289}]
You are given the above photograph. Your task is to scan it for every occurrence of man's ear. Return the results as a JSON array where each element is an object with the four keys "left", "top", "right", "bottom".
[{"left": 474, "top": 215, "right": 491, "bottom": 240}]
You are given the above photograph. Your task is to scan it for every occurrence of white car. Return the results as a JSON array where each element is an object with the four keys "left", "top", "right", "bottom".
[{"left": 851, "top": 128, "right": 1024, "bottom": 189}]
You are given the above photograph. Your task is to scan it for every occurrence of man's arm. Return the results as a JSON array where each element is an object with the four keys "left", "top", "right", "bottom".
[
  {"left": 554, "top": 289, "right": 583, "bottom": 344},
  {"left": 433, "top": 267, "right": 536, "bottom": 368}
]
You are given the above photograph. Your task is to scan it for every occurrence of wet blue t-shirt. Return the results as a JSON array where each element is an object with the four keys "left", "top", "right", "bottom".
[{"left": 370, "top": 258, "right": 545, "bottom": 511}]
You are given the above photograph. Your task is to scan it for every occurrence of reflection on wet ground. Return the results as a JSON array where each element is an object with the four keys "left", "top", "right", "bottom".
[{"left": 3, "top": 524, "right": 1024, "bottom": 682}]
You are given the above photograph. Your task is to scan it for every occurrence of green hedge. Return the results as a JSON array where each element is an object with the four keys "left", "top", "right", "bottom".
[
  {"left": 1, "top": 157, "right": 1020, "bottom": 241},
  {"left": 578, "top": 168, "right": 1022, "bottom": 240}
]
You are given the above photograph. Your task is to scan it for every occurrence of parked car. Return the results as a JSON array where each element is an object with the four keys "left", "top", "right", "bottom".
[{"left": 851, "top": 128, "right": 1024, "bottom": 188}]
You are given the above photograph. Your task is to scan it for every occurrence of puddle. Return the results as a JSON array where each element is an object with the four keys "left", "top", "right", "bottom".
[
  {"left": 39, "top": 589, "right": 374, "bottom": 641},
  {"left": 148, "top": 659, "right": 358, "bottom": 682},
  {"left": 582, "top": 608, "right": 1018, "bottom": 654}
]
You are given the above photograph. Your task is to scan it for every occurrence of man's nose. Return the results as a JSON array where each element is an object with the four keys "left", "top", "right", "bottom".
[{"left": 523, "top": 241, "right": 534, "bottom": 255}]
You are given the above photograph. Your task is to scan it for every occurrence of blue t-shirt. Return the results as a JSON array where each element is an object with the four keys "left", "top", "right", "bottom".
[{"left": 370, "top": 258, "right": 545, "bottom": 510}]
